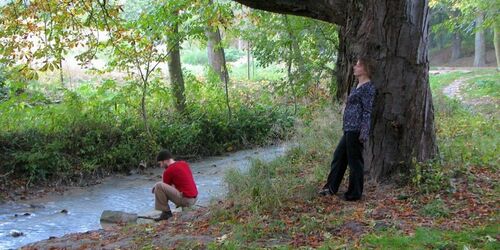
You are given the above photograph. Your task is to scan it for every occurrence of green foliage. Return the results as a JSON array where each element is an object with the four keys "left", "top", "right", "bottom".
[
  {"left": 363, "top": 225, "right": 499, "bottom": 249},
  {"left": 224, "top": 48, "right": 245, "bottom": 62},
  {"left": 0, "top": 0, "right": 96, "bottom": 78},
  {"left": 0, "top": 73, "right": 294, "bottom": 185},
  {"left": 181, "top": 48, "right": 209, "bottom": 65},
  {"left": 437, "top": 107, "right": 499, "bottom": 168},
  {"left": 429, "top": 0, "right": 499, "bottom": 54},
  {"left": 181, "top": 47, "right": 242, "bottom": 65},
  {"left": 231, "top": 63, "right": 284, "bottom": 82},
  {"left": 463, "top": 72, "right": 500, "bottom": 98},
  {"left": 237, "top": 10, "right": 338, "bottom": 100},
  {"left": 411, "top": 160, "right": 449, "bottom": 194}
]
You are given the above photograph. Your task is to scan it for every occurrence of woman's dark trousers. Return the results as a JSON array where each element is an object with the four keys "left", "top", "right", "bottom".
[{"left": 322, "top": 131, "right": 364, "bottom": 200}]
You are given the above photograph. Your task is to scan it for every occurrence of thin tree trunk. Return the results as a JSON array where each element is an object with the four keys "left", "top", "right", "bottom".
[
  {"left": 206, "top": 27, "right": 226, "bottom": 81},
  {"left": 473, "top": 13, "right": 486, "bottom": 67},
  {"left": 232, "top": 0, "right": 438, "bottom": 182},
  {"left": 494, "top": 23, "right": 500, "bottom": 71},
  {"left": 287, "top": 44, "right": 297, "bottom": 114},
  {"left": 141, "top": 82, "right": 150, "bottom": 135},
  {"left": 59, "top": 58, "right": 64, "bottom": 87},
  {"left": 450, "top": 32, "right": 461, "bottom": 62},
  {"left": 247, "top": 42, "right": 251, "bottom": 79},
  {"left": 168, "top": 11, "right": 186, "bottom": 113},
  {"left": 205, "top": 16, "right": 232, "bottom": 119}
]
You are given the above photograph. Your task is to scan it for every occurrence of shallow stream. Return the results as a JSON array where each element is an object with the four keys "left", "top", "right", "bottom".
[{"left": 0, "top": 144, "right": 288, "bottom": 249}]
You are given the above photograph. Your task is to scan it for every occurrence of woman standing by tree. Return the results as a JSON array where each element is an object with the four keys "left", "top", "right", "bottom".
[{"left": 319, "top": 57, "right": 376, "bottom": 201}]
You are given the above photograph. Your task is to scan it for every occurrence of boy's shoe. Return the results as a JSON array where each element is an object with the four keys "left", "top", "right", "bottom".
[{"left": 154, "top": 211, "right": 173, "bottom": 221}]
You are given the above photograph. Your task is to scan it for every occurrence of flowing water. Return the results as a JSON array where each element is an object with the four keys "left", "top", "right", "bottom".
[{"left": 0, "top": 144, "right": 288, "bottom": 249}]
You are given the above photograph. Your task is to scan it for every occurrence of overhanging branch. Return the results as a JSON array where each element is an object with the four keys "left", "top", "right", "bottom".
[{"left": 231, "top": 0, "right": 347, "bottom": 26}]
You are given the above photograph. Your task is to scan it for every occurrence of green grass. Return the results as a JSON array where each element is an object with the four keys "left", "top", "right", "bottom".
[
  {"left": 463, "top": 72, "right": 500, "bottom": 99},
  {"left": 429, "top": 71, "right": 469, "bottom": 91},
  {"left": 362, "top": 224, "right": 499, "bottom": 250},
  {"left": 430, "top": 69, "right": 500, "bottom": 169}
]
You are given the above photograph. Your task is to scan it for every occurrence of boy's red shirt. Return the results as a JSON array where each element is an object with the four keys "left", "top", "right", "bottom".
[{"left": 162, "top": 161, "right": 198, "bottom": 198}]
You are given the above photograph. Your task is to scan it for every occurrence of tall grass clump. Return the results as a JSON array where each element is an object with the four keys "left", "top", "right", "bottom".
[{"left": 223, "top": 104, "right": 343, "bottom": 214}]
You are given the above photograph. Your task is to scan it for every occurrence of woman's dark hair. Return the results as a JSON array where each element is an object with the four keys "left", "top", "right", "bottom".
[
  {"left": 157, "top": 149, "right": 173, "bottom": 162},
  {"left": 357, "top": 56, "right": 376, "bottom": 78}
]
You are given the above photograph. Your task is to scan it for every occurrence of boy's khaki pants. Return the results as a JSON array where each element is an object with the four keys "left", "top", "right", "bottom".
[{"left": 154, "top": 182, "right": 196, "bottom": 212}]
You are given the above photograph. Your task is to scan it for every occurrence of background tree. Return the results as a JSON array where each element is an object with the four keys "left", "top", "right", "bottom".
[
  {"left": 203, "top": 0, "right": 232, "bottom": 119},
  {"left": 237, "top": 9, "right": 338, "bottom": 112},
  {"left": 473, "top": 13, "right": 486, "bottom": 67},
  {"left": 0, "top": 0, "right": 94, "bottom": 86},
  {"left": 167, "top": 8, "right": 187, "bottom": 113},
  {"left": 429, "top": 0, "right": 467, "bottom": 62},
  {"left": 96, "top": 0, "right": 204, "bottom": 134},
  {"left": 442, "top": 0, "right": 500, "bottom": 67},
  {"left": 232, "top": 0, "right": 438, "bottom": 182}
]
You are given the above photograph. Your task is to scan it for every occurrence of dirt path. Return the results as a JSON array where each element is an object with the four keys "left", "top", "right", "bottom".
[
  {"left": 439, "top": 71, "right": 498, "bottom": 107},
  {"left": 442, "top": 76, "right": 472, "bottom": 101}
]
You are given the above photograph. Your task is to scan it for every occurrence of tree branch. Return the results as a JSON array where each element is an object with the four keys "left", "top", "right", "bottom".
[{"left": 231, "top": 0, "right": 347, "bottom": 26}]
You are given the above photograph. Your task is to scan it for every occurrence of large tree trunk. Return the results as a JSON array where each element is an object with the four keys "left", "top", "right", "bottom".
[
  {"left": 450, "top": 32, "right": 462, "bottom": 62},
  {"left": 494, "top": 23, "right": 500, "bottom": 71},
  {"left": 168, "top": 11, "right": 186, "bottom": 113},
  {"left": 232, "top": 0, "right": 437, "bottom": 182},
  {"left": 473, "top": 13, "right": 486, "bottom": 67}
]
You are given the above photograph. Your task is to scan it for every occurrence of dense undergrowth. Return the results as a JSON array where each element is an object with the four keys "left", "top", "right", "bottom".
[{"left": 0, "top": 71, "right": 300, "bottom": 188}]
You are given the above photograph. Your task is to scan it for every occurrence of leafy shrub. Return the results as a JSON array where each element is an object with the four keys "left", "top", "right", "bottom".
[
  {"left": 224, "top": 48, "right": 245, "bottom": 62},
  {"left": 0, "top": 74, "right": 295, "bottom": 186},
  {"left": 411, "top": 159, "right": 449, "bottom": 194},
  {"left": 181, "top": 48, "right": 208, "bottom": 65}
]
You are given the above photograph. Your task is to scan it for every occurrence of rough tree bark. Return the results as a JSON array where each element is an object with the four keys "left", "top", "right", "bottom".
[
  {"left": 473, "top": 13, "right": 486, "bottom": 67},
  {"left": 168, "top": 10, "right": 186, "bottom": 113},
  {"left": 232, "top": 0, "right": 437, "bottom": 182}
]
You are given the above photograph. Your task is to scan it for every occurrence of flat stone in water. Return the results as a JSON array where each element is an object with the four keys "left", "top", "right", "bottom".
[{"left": 100, "top": 210, "right": 138, "bottom": 224}]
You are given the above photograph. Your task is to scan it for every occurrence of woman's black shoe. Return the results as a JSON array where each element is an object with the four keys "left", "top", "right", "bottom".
[
  {"left": 343, "top": 194, "right": 361, "bottom": 201},
  {"left": 318, "top": 188, "right": 333, "bottom": 196}
]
